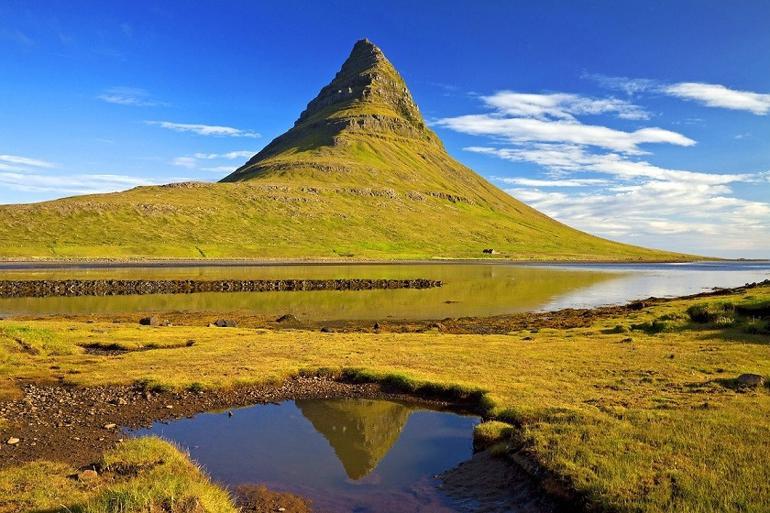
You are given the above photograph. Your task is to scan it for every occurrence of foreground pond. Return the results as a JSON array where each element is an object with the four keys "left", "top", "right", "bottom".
[
  {"left": 131, "top": 399, "right": 481, "bottom": 512},
  {"left": 0, "top": 261, "right": 768, "bottom": 320}
]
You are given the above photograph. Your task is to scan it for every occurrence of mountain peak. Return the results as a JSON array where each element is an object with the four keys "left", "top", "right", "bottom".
[{"left": 294, "top": 38, "right": 423, "bottom": 128}]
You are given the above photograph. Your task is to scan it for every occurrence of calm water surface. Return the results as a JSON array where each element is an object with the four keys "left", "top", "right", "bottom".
[
  {"left": 131, "top": 399, "right": 479, "bottom": 513},
  {"left": 0, "top": 261, "right": 768, "bottom": 320}
]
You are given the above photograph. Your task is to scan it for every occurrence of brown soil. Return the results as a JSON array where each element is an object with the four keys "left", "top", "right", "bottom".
[{"left": 235, "top": 484, "right": 312, "bottom": 513}]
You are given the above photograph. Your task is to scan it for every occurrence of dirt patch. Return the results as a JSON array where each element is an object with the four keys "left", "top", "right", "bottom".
[{"left": 235, "top": 484, "right": 312, "bottom": 513}]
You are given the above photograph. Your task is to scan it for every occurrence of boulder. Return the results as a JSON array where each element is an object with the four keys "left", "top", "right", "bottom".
[
  {"left": 78, "top": 469, "right": 98, "bottom": 481},
  {"left": 736, "top": 373, "right": 765, "bottom": 387},
  {"left": 139, "top": 316, "right": 160, "bottom": 326}
]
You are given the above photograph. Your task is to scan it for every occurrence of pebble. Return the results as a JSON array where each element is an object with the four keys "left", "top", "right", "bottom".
[
  {"left": 103, "top": 423, "right": 117, "bottom": 429},
  {"left": 6, "top": 437, "right": 19, "bottom": 445}
]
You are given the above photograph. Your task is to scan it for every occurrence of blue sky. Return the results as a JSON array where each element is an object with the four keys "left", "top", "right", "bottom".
[{"left": 1, "top": 0, "right": 769, "bottom": 258}]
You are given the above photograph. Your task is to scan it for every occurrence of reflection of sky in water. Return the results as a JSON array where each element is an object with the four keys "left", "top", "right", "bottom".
[
  {"left": 0, "top": 261, "right": 768, "bottom": 320},
  {"left": 537, "top": 262, "right": 770, "bottom": 311},
  {"left": 131, "top": 399, "right": 478, "bottom": 513}
]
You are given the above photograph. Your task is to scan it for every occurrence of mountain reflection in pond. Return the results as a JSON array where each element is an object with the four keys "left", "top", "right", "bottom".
[
  {"left": 295, "top": 399, "right": 411, "bottom": 479},
  {"left": 131, "top": 399, "right": 480, "bottom": 512}
]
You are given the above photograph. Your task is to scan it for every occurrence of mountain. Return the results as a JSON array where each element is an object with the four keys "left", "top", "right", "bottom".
[{"left": 0, "top": 40, "right": 689, "bottom": 260}]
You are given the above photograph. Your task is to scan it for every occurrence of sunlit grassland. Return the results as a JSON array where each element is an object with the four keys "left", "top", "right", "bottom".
[{"left": 1, "top": 286, "right": 768, "bottom": 512}]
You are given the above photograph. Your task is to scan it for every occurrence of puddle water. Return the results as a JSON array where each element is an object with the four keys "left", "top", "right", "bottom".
[{"left": 131, "top": 399, "right": 481, "bottom": 512}]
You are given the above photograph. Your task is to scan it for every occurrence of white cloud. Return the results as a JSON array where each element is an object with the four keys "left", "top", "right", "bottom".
[
  {"left": 146, "top": 121, "right": 260, "bottom": 138},
  {"left": 466, "top": 145, "right": 751, "bottom": 185},
  {"left": 0, "top": 154, "right": 55, "bottom": 168},
  {"left": 493, "top": 176, "right": 609, "bottom": 187},
  {"left": 581, "top": 73, "right": 658, "bottom": 96},
  {"left": 171, "top": 157, "right": 198, "bottom": 168},
  {"left": 438, "top": 116, "right": 693, "bottom": 154},
  {"left": 192, "top": 150, "right": 255, "bottom": 160},
  {"left": 483, "top": 91, "right": 650, "bottom": 120},
  {"left": 201, "top": 165, "right": 236, "bottom": 173},
  {"left": 0, "top": 171, "right": 157, "bottom": 197},
  {"left": 98, "top": 87, "right": 166, "bottom": 107},
  {"left": 663, "top": 82, "right": 770, "bottom": 115}
]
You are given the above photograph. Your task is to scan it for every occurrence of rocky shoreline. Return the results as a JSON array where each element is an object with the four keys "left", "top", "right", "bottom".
[{"left": 0, "top": 278, "right": 442, "bottom": 298}]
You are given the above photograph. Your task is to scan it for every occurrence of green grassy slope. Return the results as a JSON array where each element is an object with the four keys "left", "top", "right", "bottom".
[{"left": 0, "top": 40, "right": 691, "bottom": 261}]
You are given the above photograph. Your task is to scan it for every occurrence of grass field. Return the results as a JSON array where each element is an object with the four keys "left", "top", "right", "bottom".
[{"left": 1, "top": 286, "right": 768, "bottom": 512}]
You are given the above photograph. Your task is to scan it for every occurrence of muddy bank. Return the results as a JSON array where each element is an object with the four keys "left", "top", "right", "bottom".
[
  {"left": 0, "top": 377, "right": 467, "bottom": 470},
  {"left": 0, "top": 278, "right": 441, "bottom": 298}
]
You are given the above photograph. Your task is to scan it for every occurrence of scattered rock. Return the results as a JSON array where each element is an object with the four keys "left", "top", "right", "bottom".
[
  {"left": 6, "top": 437, "right": 20, "bottom": 445},
  {"left": 275, "top": 314, "right": 299, "bottom": 324},
  {"left": 78, "top": 469, "right": 98, "bottom": 481},
  {"left": 139, "top": 316, "right": 160, "bottom": 326},
  {"left": 737, "top": 373, "right": 765, "bottom": 387}
]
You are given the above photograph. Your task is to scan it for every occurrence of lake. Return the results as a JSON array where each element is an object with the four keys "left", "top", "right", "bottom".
[{"left": 0, "top": 261, "right": 768, "bottom": 320}]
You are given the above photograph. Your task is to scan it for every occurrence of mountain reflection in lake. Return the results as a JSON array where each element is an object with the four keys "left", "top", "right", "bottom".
[
  {"left": 2, "top": 261, "right": 768, "bottom": 320},
  {"left": 131, "top": 399, "right": 480, "bottom": 512}
]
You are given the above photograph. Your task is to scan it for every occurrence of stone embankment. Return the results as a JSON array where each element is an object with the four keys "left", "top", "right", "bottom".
[{"left": 0, "top": 278, "right": 442, "bottom": 297}]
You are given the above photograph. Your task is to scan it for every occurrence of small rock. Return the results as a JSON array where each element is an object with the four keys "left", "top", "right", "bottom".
[
  {"left": 103, "top": 423, "right": 117, "bottom": 430},
  {"left": 6, "top": 437, "right": 20, "bottom": 445},
  {"left": 78, "top": 469, "right": 98, "bottom": 481},
  {"left": 213, "top": 319, "right": 238, "bottom": 328},
  {"left": 186, "top": 339, "right": 196, "bottom": 347},
  {"left": 320, "top": 326, "right": 333, "bottom": 333},
  {"left": 165, "top": 405, "right": 173, "bottom": 409},
  {"left": 139, "top": 316, "right": 161, "bottom": 326},
  {"left": 228, "top": 411, "right": 233, "bottom": 417},
  {"left": 373, "top": 322, "right": 381, "bottom": 331},
  {"left": 275, "top": 314, "right": 298, "bottom": 324},
  {"left": 737, "top": 373, "right": 765, "bottom": 387},
  {"left": 278, "top": 508, "right": 286, "bottom": 512}
]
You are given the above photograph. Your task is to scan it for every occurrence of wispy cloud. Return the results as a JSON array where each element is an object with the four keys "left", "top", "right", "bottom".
[
  {"left": 147, "top": 121, "right": 260, "bottom": 138},
  {"left": 493, "top": 176, "right": 610, "bottom": 187},
  {"left": 0, "top": 155, "right": 55, "bottom": 169},
  {"left": 438, "top": 115, "right": 693, "bottom": 154},
  {"left": 466, "top": 145, "right": 752, "bottom": 185},
  {"left": 581, "top": 73, "right": 658, "bottom": 96},
  {"left": 586, "top": 74, "right": 770, "bottom": 115},
  {"left": 98, "top": 87, "right": 167, "bottom": 107},
  {"left": 663, "top": 82, "right": 770, "bottom": 115},
  {"left": 0, "top": 172, "right": 157, "bottom": 197},
  {"left": 483, "top": 91, "right": 650, "bottom": 120},
  {"left": 0, "top": 28, "right": 34, "bottom": 47},
  {"left": 192, "top": 150, "right": 255, "bottom": 160},
  {"left": 170, "top": 150, "right": 256, "bottom": 172}
]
